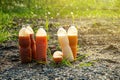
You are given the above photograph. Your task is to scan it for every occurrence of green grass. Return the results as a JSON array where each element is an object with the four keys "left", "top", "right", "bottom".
[
  {"left": 79, "top": 60, "right": 97, "bottom": 68},
  {"left": 76, "top": 54, "right": 87, "bottom": 61},
  {"left": 50, "top": 53, "right": 89, "bottom": 67},
  {"left": 45, "top": 17, "right": 49, "bottom": 32},
  {"left": 0, "top": 0, "right": 120, "bottom": 42},
  {"left": 79, "top": 62, "right": 93, "bottom": 67},
  {"left": 0, "top": 31, "right": 10, "bottom": 43},
  {"left": 50, "top": 59, "right": 73, "bottom": 67},
  {"left": 48, "top": 47, "right": 73, "bottom": 67}
]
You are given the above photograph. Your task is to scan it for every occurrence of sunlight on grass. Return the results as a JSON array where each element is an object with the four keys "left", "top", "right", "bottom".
[
  {"left": 1, "top": 0, "right": 120, "bottom": 42},
  {"left": 45, "top": 17, "right": 49, "bottom": 32},
  {"left": 0, "top": 31, "right": 10, "bottom": 43}
]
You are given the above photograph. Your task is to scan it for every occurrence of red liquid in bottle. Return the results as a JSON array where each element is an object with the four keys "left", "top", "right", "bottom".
[
  {"left": 36, "top": 28, "right": 47, "bottom": 64},
  {"left": 26, "top": 26, "right": 36, "bottom": 60},
  {"left": 30, "top": 34, "right": 36, "bottom": 60},
  {"left": 19, "top": 36, "right": 32, "bottom": 63},
  {"left": 36, "top": 36, "right": 47, "bottom": 63},
  {"left": 19, "top": 27, "right": 32, "bottom": 63}
]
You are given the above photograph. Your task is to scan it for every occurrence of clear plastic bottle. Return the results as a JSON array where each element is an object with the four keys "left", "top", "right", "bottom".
[
  {"left": 53, "top": 51, "right": 63, "bottom": 63},
  {"left": 26, "top": 25, "right": 36, "bottom": 60},
  {"left": 57, "top": 27, "right": 74, "bottom": 61},
  {"left": 19, "top": 27, "right": 32, "bottom": 63},
  {"left": 36, "top": 28, "right": 48, "bottom": 64},
  {"left": 68, "top": 25, "right": 78, "bottom": 60}
]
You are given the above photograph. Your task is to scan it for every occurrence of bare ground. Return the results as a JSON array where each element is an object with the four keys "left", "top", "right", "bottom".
[{"left": 0, "top": 18, "right": 120, "bottom": 80}]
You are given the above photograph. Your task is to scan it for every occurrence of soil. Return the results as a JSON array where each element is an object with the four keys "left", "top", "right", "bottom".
[{"left": 0, "top": 18, "right": 120, "bottom": 80}]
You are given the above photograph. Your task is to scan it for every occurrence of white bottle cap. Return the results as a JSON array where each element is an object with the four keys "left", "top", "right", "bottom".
[
  {"left": 68, "top": 25, "right": 78, "bottom": 35},
  {"left": 19, "top": 27, "right": 31, "bottom": 36},
  {"left": 36, "top": 28, "right": 47, "bottom": 36},
  {"left": 26, "top": 24, "right": 34, "bottom": 34},
  {"left": 57, "top": 27, "right": 67, "bottom": 36}
]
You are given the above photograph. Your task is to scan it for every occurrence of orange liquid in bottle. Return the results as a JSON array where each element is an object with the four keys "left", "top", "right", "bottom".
[
  {"left": 19, "top": 36, "right": 32, "bottom": 63},
  {"left": 36, "top": 28, "right": 47, "bottom": 64},
  {"left": 68, "top": 36, "right": 78, "bottom": 60},
  {"left": 68, "top": 26, "right": 78, "bottom": 60}
]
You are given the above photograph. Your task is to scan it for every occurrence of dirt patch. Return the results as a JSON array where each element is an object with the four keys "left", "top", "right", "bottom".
[
  {"left": 100, "top": 45, "right": 120, "bottom": 55},
  {"left": 0, "top": 18, "right": 120, "bottom": 79}
]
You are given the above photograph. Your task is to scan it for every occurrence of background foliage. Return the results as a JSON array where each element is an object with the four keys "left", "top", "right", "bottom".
[{"left": 0, "top": 0, "right": 120, "bottom": 42}]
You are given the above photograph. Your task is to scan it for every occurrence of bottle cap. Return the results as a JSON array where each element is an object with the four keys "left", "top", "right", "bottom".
[
  {"left": 68, "top": 25, "right": 78, "bottom": 35},
  {"left": 36, "top": 28, "right": 47, "bottom": 36},
  {"left": 19, "top": 27, "right": 31, "bottom": 36},
  {"left": 26, "top": 24, "right": 34, "bottom": 34},
  {"left": 57, "top": 27, "right": 67, "bottom": 36}
]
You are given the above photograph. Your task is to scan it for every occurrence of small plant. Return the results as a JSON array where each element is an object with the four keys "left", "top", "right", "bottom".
[
  {"left": 50, "top": 58, "right": 73, "bottom": 67},
  {"left": 47, "top": 48, "right": 52, "bottom": 59},
  {"left": 71, "top": 12, "right": 75, "bottom": 24},
  {"left": 47, "top": 34, "right": 50, "bottom": 41},
  {"left": 76, "top": 54, "right": 88, "bottom": 61},
  {"left": 61, "top": 59, "right": 73, "bottom": 67},
  {"left": 79, "top": 62, "right": 94, "bottom": 68},
  {"left": 45, "top": 17, "right": 49, "bottom": 32},
  {"left": 79, "top": 60, "right": 97, "bottom": 68}
]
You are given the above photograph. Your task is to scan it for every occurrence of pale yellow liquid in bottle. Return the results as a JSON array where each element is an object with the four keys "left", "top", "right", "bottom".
[{"left": 57, "top": 28, "right": 74, "bottom": 61}]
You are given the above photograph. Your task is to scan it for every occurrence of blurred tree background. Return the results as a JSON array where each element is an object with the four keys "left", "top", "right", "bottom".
[
  {"left": 1, "top": 0, "right": 120, "bottom": 18},
  {"left": 0, "top": 0, "right": 120, "bottom": 42}
]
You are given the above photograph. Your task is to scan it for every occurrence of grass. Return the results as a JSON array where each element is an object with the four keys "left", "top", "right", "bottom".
[
  {"left": 79, "top": 62, "right": 93, "bottom": 67},
  {"left": 0, "top": 31, "right": 10, "bottom": 43},
  {"left": 79, "top": 59, "right": 98, "bottom": 68},
  {"left": 0, "top": 0, "right": 120, "bottom": 42},
  {"left": 49, "top": 53, "right": 94, "bottom": 68},
  {"left": 49, "top": 53, "right": 89, "bottom": 67},
  {"left": 61, "top": 59, "right": 73, "bottom": 67},
  {"left": 48, "top": 46, "right": 73, "bottom": 67},
  {"left": 45, "top": 17, "right": 49, "bottom": 32},
  {"left": 76, "top": 54, "right": 87, "bottom": 61},
  {"left": 50, "top": 59, "right": 73, "bottom": 67}
]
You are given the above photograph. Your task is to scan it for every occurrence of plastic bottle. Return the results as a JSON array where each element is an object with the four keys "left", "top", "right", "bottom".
[
  {"left": 19, "top": 27, "right": 32, "bottom": 63},
  {"left": 57, "top": 27, "right": 74, "bottom": 61},
  {"left": 53, "top": 51, "right": 63, "bottom": 63},
  {"left": 26, "top": 25, "right": 36, "bottom": 60},
  {"left": 68, "top": 25, "right": 78, "bottom": 60},
  {"left": 36, "top": 28, "right": 47, "bottom": 63}
]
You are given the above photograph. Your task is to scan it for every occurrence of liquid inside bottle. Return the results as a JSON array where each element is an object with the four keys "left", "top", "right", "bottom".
[
  {"left": 26, "top": 25, "right": 36, "bottom": 60},
  {"left": 36, "top": 28, "right": 47, "bottom": 64},
  {"left": 57, "top": 27, "right": 74, "bottom": 61},
  {"left": 19, "top": 27, "right": 32, "bottom": 63},
  {"left": 68, "top": 26, "right": 78, "bottom": 60}
]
